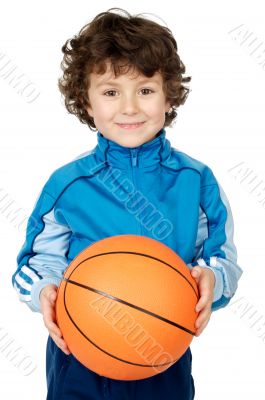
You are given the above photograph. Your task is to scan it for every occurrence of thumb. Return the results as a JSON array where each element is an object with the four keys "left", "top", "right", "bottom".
[{"left": 191, "top": 267, "right": 201, "bottom": 278}]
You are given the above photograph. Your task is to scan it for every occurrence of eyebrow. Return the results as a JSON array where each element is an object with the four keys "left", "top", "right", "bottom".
[{"left": 95, "top": 78, "right": 160, "bottom": 88}]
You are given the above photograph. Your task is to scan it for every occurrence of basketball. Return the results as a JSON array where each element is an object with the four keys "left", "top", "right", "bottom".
[{"left": 56, "top": 234, "right": 199, "bottom": 380}]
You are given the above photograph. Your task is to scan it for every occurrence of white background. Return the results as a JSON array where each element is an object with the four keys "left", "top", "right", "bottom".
[{"left": 1, "top": 0, "right": 265, "bottom": 398}]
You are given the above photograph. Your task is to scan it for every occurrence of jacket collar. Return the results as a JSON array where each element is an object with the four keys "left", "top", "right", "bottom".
[{"left": 95, "top": 128, "right": 172, "bottom": 169}]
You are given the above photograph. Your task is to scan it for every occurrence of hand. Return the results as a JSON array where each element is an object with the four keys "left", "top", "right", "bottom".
[
  {"left": 40, "top": 284, "right": 70, "bottom": 355},
  {"left": 191, "top": 266, "right": 215, "bottom": 337}
]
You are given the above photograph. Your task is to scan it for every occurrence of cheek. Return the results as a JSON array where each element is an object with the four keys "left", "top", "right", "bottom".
[
  {"left": 93, "top": 100, "right": 115, "bottom": 122},
  {"left": 144, "top": 100, "right": 167, "bottom": 118}
]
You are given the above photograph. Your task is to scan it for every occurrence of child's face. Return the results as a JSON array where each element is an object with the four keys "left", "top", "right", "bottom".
[{"left": 86, "top": 62, "right": 171, "bottom": 148}]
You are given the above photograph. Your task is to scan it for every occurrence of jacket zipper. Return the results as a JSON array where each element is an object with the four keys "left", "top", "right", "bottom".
[
  {"left": 130, "top": 149, "right": 142, "bottom": 235},
  {"left": 130, "top": 149, "right": 138, "bottom": 167}
]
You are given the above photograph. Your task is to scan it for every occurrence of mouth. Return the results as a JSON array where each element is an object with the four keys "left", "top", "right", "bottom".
[{"left": 116, "top": 122, "right": 145, "bottom": 129}]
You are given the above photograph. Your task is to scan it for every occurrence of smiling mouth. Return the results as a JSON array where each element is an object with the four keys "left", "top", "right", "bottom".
[{"left": 116, "top": 122, "right": 145, "bottom": 129}]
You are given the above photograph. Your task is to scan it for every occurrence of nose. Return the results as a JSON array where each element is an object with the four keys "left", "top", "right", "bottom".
[{"left": 121, "top": 95, "right": 139, "bottom": 115}]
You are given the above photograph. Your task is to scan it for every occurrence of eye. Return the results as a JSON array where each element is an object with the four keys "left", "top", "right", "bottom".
[
  {"left": 140, "top": 88, "right": 154, "bottom": 95},
  {"left": 104, "top": 90, "right": 118, "bottom": 96}
]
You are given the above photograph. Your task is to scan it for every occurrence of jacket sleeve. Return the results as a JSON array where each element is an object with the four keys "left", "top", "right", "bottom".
[
  {"left": 187, "top": 171, "right": 243, "bottom": 311},
  {"left": 12, "top": 188, "right": 72, "bottom": 313}
]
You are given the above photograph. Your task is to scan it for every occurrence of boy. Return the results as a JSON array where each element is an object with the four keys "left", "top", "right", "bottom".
[{"left": 12, "top": 8, "right": 243, "bottom": 400}]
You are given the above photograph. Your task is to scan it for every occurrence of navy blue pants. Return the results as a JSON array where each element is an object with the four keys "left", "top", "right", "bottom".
[{"left": 46, "top": 336, "right": 195, "bottom": 399}]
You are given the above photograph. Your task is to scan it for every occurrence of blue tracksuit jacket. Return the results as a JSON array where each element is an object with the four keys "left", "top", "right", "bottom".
[{"left": 12, "top": 128, "right": 243, "bottom": 399}]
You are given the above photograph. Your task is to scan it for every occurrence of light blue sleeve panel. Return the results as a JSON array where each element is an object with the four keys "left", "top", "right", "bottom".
[
  {"left": 12, "top": 190, "right": 72, "bottom": 313},
  {"left": 188, "top": 175, "right": 243, "bottom": 312}
]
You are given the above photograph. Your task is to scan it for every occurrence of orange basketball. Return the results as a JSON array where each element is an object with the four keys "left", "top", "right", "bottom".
[{"left": 56, "top": 234, "right": 199, "bottom": 381}]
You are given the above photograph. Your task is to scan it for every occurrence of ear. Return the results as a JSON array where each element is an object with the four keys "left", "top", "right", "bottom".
[
  {"left": 165, "top": 101, "right": 171, "bottom": 113},
  {"left": 86, "top": 105, "right": 94, "bottom": 118}
]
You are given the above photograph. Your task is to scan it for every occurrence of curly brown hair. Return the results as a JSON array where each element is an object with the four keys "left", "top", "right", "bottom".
[{"left": 58, "top": 8, "right": 192, "bottom": 131}]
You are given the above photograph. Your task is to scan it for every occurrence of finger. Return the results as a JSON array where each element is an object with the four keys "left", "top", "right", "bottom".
[
  {"left": 197, "top": 270, "right": 215, "bottom": 297},
  {"left": 45, "top": 319, "right": 63, "bottom": 338},
  {"left": 195, "top": 307, "right": 211, "bottom": 329},
  {"left": 191, "top": 266, "right": 202, "bottom": 279},
  {"left": 51, "top": 333, "right": 71, "bottom": 355},
  {"left": 195, "top": 294, "right": 210, "bottom": 312},
  {"left": 195, "top": 317, "right": 211, "bottom": 337},
  {"left": 57, "top": 338, "right": 70, "bottom": 355},
  {"left": 196, "top": 279, "right": 214, "bottom": 312},
  {"left": 44, "top": 314, "right": 62, "bottom": 337},
  {"left": 48, "top": 291, "right": 57, "bottom": 304}
]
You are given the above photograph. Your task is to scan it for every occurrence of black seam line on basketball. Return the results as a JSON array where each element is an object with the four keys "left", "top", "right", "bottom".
[
  {"left": 69, "top": 251, "right": 199, "bottom": 300},
  {"left": 63, "top": 277, "right": 196, "bottom": 336},
  {"left": 63, "top": 282, "right": 177, "bottom": 369}
]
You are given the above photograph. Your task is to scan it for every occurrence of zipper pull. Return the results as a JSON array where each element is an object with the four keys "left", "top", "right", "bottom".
[{"left": 131, "top": 149, "right": 138, "bottom": 167}]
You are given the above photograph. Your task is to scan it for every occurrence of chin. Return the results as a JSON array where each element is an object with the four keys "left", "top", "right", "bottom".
[
  {"left": 120, "top": 139, "right": 148, "bottom": 147},
  {"left": 119, "top": 139, "right": 141, "bottom": 148},
  {"left": 124, "top": 134, "right": 155, "bottom": 146}
]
